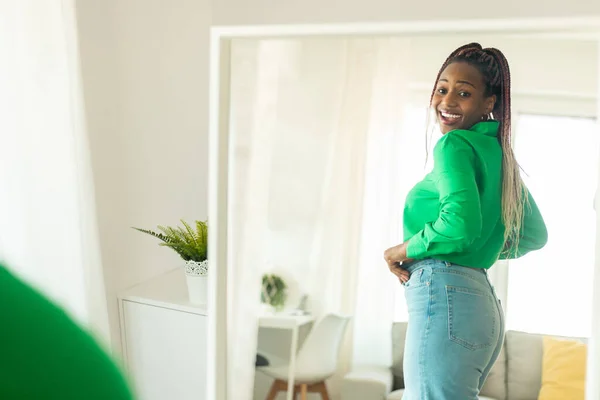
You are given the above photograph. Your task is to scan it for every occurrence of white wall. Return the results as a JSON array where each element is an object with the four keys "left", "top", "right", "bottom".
[
  {"left": 211, "top": 0, "right": 600, "bottom": 25},
  {"left": 76, "top": 0, "right": 211, "bottom": 350}
]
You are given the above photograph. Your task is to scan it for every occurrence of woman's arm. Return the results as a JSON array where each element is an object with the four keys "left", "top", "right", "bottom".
[
  {"left": 499, "top": 188, "right": 548, "bottom": 259},
  {"left": 406, "top": 133, "right": 483, "bottom": 259}
]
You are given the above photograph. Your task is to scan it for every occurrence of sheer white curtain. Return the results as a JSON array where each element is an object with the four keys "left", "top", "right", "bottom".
[
  {"left": 0, "top": 0, "right": 109, "bottom": 340},
  {"left": 506, "top": 114, "right": 599, "bottom": 337},
  {"left": 229, "top": 37, "right": 413, "bottom": 399},
  {"left": 350, "top": 39, "right": 413, "bottom": 368}
]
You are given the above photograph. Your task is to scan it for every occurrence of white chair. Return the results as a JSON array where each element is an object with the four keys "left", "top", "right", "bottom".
[{"left": 260, "top": 313, "right": 351, "bottom": 400}]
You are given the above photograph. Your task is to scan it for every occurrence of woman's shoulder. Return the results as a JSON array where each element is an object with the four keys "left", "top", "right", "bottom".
[
  {"left": 434, "top": 130, "right": 477, "bottom": 154},
  {"left": 435, "top": 126, "right": 500, "bottom": 155}
]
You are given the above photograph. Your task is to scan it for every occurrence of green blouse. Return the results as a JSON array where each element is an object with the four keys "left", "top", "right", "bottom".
[{"left": 404, "top": 121, "right": 547, "bottom": 268}]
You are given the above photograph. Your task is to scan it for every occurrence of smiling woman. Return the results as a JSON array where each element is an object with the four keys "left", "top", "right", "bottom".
[{"left": 383, "top": 42, "right": 548, "bottom": 400}]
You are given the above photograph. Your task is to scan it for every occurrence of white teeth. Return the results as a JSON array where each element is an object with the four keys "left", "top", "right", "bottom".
[{"left": 441, "top": 112, "right": 461, "bottom": 119}]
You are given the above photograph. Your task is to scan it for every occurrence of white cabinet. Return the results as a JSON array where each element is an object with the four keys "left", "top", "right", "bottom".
[{"left": 118, "top": 269, "right": 207, "bottom": 400}]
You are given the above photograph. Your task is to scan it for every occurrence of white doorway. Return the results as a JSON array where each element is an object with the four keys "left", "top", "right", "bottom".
[{"left": 208, "top": 19, "right": 600, "bottom": 400}]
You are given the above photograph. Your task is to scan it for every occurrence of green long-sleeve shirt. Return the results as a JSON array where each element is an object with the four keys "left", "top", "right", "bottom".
[
  {"left": 0, "top": 264, "right": 134, "bottom": 399},
  {"left": 404, "top": 121, "right": 547, "bottom": 268}
]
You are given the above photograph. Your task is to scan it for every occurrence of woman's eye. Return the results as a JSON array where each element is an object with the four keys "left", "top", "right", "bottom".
[
  {"left": 437, "top": 88, "right": 447, "bottom": 94},
  {"left": 459, "top": 92, "right": 471, "bottom": 97}
]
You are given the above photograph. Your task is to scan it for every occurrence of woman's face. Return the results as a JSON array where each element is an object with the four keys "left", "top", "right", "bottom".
[{"left": 431, "top": 61, "right": 496, "bottom": 134}]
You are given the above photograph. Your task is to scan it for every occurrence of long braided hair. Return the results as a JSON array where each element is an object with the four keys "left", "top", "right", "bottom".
[{"left": 430, "top": 42, "right": 526, "bottom": 250}]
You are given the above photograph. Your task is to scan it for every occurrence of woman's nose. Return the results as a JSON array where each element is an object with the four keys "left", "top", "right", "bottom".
[{"left": 441, "top": 93, "right": 458, "bottom": 108}]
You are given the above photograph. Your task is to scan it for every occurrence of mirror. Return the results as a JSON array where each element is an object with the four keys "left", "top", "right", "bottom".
[{"left": 219, "top": 29, "right": 600, "bottom": 400}]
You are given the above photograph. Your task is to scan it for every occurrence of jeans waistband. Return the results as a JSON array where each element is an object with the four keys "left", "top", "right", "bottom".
[{"left": 402, "top": 259, "right": 487, "bottom": 276}]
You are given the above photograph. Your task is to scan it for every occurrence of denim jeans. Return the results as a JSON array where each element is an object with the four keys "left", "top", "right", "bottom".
[{"left": 401, "top": 259, "right": 505, "bottom": 400}]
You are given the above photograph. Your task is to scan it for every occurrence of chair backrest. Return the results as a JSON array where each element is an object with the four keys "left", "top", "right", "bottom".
[{"left": 294, "top": 313, "right": 351, "bottom": 376}]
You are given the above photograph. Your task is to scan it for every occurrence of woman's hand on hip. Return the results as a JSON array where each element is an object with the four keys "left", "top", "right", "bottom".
[{"left": 384, "top": 242, "right": 413, "bottom": 284}]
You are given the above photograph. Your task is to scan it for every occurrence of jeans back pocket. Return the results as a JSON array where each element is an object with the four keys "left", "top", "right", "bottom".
[{"left": 446, "top": 285, "right": 496, "bottom": 351}]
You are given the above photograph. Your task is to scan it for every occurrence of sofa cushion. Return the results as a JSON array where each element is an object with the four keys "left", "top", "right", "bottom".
[
  {"left": 538, "top": 336, "right": 587, "bottom": 400},
  {"left": 506, "top": 330, "right": 544, "bottom": 400},
  {"left": 479, "top": 340, "right": 507, "bottom": 400},
  {"left": 506, "top": 330, "right": 586, "bottom": 400},
  {"left": 391, "top": 322, "right": 408, "bottom": 389}
]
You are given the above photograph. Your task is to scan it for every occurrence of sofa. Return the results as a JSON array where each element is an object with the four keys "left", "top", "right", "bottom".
[{"left": 341, "top": 322, "right": 585, "bottom": 400}]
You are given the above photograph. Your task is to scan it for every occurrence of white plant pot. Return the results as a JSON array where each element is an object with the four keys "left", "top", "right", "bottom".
[
  {"left": 186, "top": 274, "right": 208, "bottom": 305},
  {"left": 184, "top": 260, "right": 208, "bottom": 305}
]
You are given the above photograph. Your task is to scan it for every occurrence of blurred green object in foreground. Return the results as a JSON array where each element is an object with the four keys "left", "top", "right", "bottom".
[{"left": 0, "top": 263, "right": 134, "bottom": 399}]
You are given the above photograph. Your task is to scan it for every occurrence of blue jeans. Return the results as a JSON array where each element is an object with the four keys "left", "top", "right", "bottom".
[{"left": 401, "top": 259, "right": 504, "bottom": 400}]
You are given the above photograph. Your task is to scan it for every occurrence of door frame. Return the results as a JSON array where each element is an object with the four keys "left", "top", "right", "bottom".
[{"left": 207, "top": 17, "right": 600, "bottom": 400}]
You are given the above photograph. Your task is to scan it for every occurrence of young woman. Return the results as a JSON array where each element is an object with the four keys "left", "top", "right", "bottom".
[{"left": 383, "top": 43, "right": 548, "bottom": 399}]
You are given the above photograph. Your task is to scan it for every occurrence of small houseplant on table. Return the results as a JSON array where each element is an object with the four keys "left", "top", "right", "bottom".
[
  {"left": 133, "top": 220, "right": 208, "bottom": 305},
  {"left": 261, "top": 273, "right": 288, "bottom": 312}
]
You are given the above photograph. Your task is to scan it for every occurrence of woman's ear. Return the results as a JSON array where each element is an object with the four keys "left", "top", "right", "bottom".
[{"left": 485, "top": 95, "right": 497, "bottom": 115}]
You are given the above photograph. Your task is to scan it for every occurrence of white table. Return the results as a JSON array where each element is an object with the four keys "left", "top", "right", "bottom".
[{"left": 258, "top": 313, "right": 315, "bottom": 400}]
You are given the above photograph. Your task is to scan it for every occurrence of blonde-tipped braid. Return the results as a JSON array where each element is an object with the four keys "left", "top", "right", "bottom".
[{"left": 500, "top": 138, "right": 527, "bottom": 252}]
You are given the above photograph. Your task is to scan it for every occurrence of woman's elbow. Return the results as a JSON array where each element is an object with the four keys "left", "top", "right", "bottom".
[
  {"left": 448, "top": 215, "right": 482, "bottom": 251},
  {"left": 438, "top": 206, "right": 482, "bottom": 250}
]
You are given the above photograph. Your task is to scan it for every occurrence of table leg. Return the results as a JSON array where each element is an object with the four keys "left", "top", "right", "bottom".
[{"left": 287, "top": 325, "right": 299, "bottom": 400}]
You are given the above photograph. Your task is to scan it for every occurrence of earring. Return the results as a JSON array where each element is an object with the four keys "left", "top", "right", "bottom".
[{"left": 482, "top": 112, "right": 495, "bottom": 121}]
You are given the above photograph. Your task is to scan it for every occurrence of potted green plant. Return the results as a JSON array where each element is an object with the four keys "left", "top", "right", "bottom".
[
  {"left": 133, "top": 220, "right": 208, "bottom": 305},
  {"left": 261, "top": 274, "right": 288, "bottom": 312}
]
